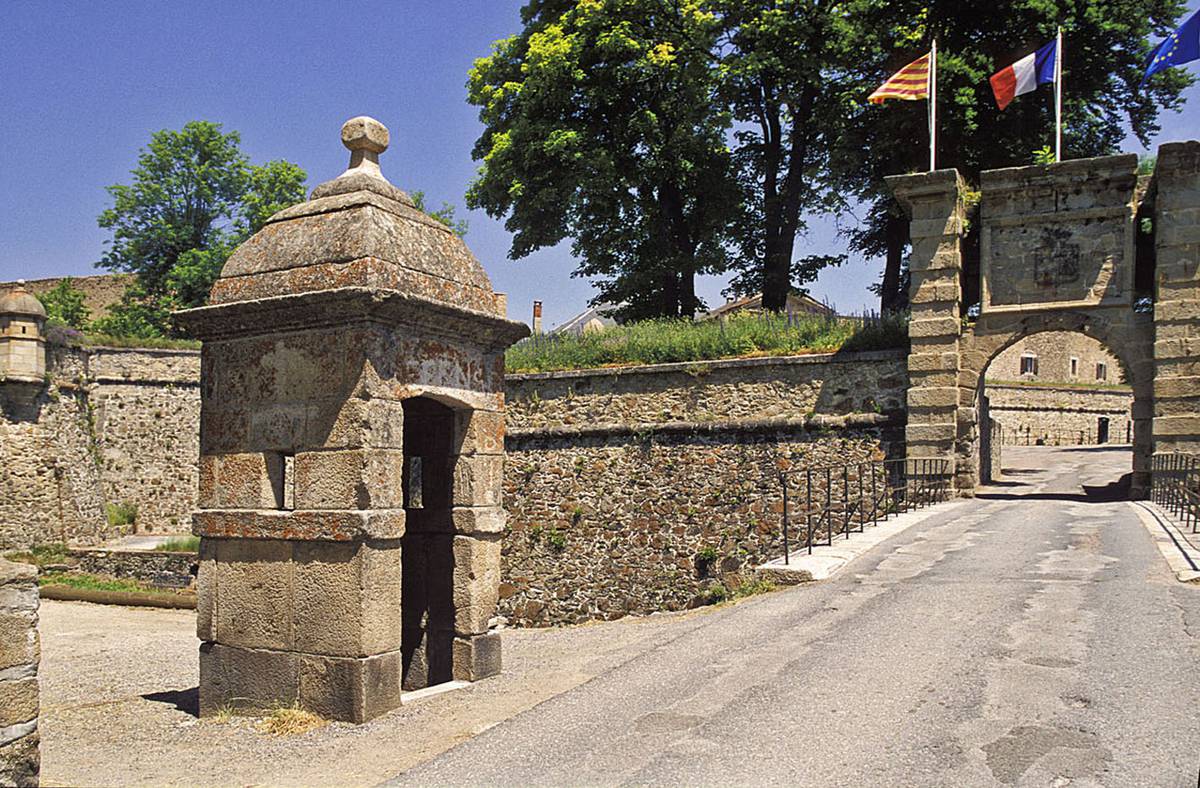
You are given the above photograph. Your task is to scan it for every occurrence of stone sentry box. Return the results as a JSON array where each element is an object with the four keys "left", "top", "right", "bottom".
[{"left": 177, "top": 117, "right": 528, "bottom": 723}]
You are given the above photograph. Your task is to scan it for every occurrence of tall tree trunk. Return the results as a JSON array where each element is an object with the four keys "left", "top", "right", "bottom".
[
  {"left": 761, "top": 241, "right": 791, "bottom": 312},
  {"left": 881, "top": 209, "right": 907, "bottom": 314},
  {"left": 658, "top": 182, "right": 698, "bottom": 318},
  {"left": 661, "top": 269, "right": 681, "bottom": 318}
]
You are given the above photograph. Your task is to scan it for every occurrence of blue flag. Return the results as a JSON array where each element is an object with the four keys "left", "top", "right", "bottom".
[{"left": 1143, "top": 8, "right": 1200, "bottom": 86}]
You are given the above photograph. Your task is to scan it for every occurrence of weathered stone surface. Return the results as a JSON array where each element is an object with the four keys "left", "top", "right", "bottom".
[
  {"left": 0, "top": 734, "right": 39, "bottom": 788},
  {"left": 0, "top": 561, "right": 38, "bottom": 786},
  {"left": 187, "top": 117, "right": 527, "bottom": 722},
  {"left": 193, "top": 510, "right": 405, "bottom": 541},
  {"left": 452, "top": 633, "right": 502, "bottom": 682}
]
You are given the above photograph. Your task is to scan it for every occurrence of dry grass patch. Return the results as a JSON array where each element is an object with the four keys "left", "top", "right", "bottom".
[{"left": 256, "top": 702, "right": 327, "bottom": 736}]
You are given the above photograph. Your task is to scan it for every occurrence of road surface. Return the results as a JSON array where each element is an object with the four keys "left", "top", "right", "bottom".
[{"left": 389, "top": 446, "right": 1200, "bottom": 787}]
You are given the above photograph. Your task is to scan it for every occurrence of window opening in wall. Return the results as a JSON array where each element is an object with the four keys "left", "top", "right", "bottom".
[
  {"left": 267, "top": 452, "right": 295, "bottom": 510},
  {"left": 1096, "top": 362, "right": 1107, "bottom": 382},
  {"left": 406, "top": 456, "right": 424, "bottom": 509},
  {"left": 1020, "top": 353, "right": 1038, "bottom": 376},
  {"left": 1070, "top": 357, "right": 1079, "bottom": 377}
]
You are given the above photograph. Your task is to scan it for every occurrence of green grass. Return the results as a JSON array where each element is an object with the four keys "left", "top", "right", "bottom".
[
  {"left": 106, "top": 502, "right": 138, "bottom": 528},
  {"left": 38, "top": 571, "right": 155, "bottom": 594},
  {"left": 4, "top": 543, "right": 73, "bottom": 568},
  {"left": 506, "top": 312, "right": 908, "bottom": 373},
  {"left": 156, "top": 535, "right": 200, "bottom": 553},
  {"left": 80, "top": 333, "right": 201, "bottom": 350}
]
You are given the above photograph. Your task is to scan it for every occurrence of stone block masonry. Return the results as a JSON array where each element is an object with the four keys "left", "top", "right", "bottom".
[
  {"left": 1154, "top": 142, "right": 1200, "bottom": 454},
  {"left": 0, "top": 560, "right": 39, "bottom": 787},
  {"left": 501, "top": 351, "right": 907, "bottom": 626}
]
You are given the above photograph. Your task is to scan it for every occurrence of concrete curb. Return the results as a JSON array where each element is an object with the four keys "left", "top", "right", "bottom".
[
  {"left": 39, "top": 585, "right": 197, "bottom": 609},
  {"left": 1128, "top": 501, "right": 1200, "bottom": 583},
  {"left": 755, "top": 500, "right": 970, "bottom": 583}
]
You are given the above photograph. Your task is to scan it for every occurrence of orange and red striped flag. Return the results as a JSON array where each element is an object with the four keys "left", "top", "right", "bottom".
[{"left": 869, "top": 52, "right": 931, "bottom": 103}]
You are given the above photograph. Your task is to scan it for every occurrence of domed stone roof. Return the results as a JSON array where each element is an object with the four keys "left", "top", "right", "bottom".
[
  {"left": 208, "top": 116, "right": 504, "bottom": 317},
  {"left": 0, "top": 281, "right": 47, "bottom": 319}
]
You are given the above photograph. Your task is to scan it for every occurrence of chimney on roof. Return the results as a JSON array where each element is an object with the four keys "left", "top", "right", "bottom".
[{"left": 532, "top": 300, "right": 543, "bottom": 335}]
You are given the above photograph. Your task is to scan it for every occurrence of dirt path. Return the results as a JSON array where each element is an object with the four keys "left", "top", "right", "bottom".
[{"left": 38, "top": 598, "right": 723, "bottom": 787}]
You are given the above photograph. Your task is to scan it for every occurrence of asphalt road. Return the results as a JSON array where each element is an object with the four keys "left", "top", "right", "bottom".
[{"left": 388, "top": 446, "right": 1200, "bottom": 787}]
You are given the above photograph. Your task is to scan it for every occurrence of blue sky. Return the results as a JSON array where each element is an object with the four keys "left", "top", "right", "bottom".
[{"left": 1, "top": 1, "right": 1197, "bottom": 330}]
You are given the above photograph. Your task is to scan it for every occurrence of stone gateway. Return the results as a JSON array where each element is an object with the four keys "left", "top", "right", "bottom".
[{"left": 176, "top": 117, "right": 528, "bottom": 723}]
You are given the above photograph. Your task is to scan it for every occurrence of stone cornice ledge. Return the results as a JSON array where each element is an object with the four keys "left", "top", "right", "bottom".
[
  {"left": 174, "top": 287, "right": 530, "bottom": 350},
  {"left": 506, "top": 411, "right": 903, "bottom": 442}
]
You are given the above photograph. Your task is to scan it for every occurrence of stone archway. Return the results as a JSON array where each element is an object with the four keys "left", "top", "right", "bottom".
[
  {"left": 959, "top": 310, "right": 1152, "bottom": 496},
  {"left": 888, "top": 143, "right": 1199, "bottom": 500}
]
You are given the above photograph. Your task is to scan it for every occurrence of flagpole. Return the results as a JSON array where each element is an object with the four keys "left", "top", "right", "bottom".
[
  {"left": 929, "top": 38, "right": 937, "bottom": 171},
  {"left": 1055, "top": 27, "right": 1063, "bottom": 162}
]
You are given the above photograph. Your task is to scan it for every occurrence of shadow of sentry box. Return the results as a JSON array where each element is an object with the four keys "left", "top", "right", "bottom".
[{"left": 175, "top": 116, "right": 527, "bottom": 724}]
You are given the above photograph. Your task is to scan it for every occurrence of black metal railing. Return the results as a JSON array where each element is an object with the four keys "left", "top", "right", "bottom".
[
  {"left": 999, "top": 423, "right": 1132, "bottom": 447},
  {"left": 1151, "top": 452, "right": 1200, "bottom": 535},
  {"left": 777, "top": 457, "right": 953, "bottom": 563}
]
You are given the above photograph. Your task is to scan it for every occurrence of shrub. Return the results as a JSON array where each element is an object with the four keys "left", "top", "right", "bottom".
[{"left": 106, "top": 502, "right": 138, "bottom": 528}]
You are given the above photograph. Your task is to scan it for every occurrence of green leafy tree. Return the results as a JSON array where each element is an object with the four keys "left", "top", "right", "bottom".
[
  {"left": 411, "top": 190, "right": 469, "bottom": 238},
  {"left": 713, "top": 0, "right": 874, "bottom": 309},
  {"left": 95, "top": 121, "right": 307, "bottom": 337},
  {"left": 830, "top": 0, "right": 1194, "bottom": 312},
  {"left": 467, "top": 0, "right": 740, "bottom": 320},
  {"left": 37, "top": 278, "right": 90, "bottom": 329}
]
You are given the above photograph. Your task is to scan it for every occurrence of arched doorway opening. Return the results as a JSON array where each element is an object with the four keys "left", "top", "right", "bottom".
[{"left": 972, "top": 328, "right": 1138, "bottom": 496}]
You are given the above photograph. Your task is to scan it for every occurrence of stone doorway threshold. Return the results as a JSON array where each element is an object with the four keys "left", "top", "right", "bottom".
[
  {"left": 756, "top": 500, "right": 969, "bottom": 583},
  {"left": 400, "top": 681, "right": 470, "bottom": 705},
  {"left": 1129, "top": 501, "right": 1200, "bottom": 583}
]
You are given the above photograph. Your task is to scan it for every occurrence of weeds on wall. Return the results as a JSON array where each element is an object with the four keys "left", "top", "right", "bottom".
[
  {"left": 4, "top": 543, "right": 73, "bottom": 568},
  {"left": 105, "top": 501, "right": 138, "bottom": 528},
  {"left": 506, "top": 312, "right": 908, "bottom": 373},
  {"left": 156, "top": 535, "right": 200, "bottom": 553}
]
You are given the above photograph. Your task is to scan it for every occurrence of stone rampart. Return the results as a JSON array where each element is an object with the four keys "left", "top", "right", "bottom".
[
  {"left": 500, "top": 351, "right": 907, "bottom": 626},
  {"left": 0, "top": 343, "right": 200, "bottom": 548},
  {"left": 0, "top": 559, "right": 39, "bottom": 786},
  {"left": 87, "top": 347, "right": 200, "bottom": 532}
]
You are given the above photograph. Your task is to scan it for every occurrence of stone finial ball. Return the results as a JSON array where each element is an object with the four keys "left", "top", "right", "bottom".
[{"left": 341, "top": 116, "right": 389, "bottom": 154}]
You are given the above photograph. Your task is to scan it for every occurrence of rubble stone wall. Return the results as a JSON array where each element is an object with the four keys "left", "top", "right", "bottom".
[
  {"left": 0, "top": 347, "right": 107, "bottom": 549},
  {"left": 0, "top": 559, "right": 39, "bottom": 787},
  {"left": 87, "top": 348, "right": 200, "bottom": 532},
  {"left": 0, "top": 344, "right": 200, "bottom": 548},
  {"left": 500, "top": 351, "right": 908, "bottom": 626},
  {"left": 987, "top": 383, "right": 1133, "bottom": 445}
]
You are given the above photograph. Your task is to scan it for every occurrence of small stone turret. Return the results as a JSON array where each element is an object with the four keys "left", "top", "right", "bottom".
[
  {"left": 177, "top": 117, "right": 528, "bottom": 723},
  {"left": 0, "top": 281, "right": 47, "bottom": 383}
]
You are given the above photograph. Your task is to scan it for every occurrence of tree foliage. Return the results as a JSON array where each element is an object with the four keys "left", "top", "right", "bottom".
[
  {"left": 830, "top": 0, "right": 1194, "bottom": 311},
  {"left": 411, "top": 190, "right": 470, "bottom": 238},
  {"left": 95, "top": 121, "right": 306, "bottom": 337},
  {"left": 467, "top": 0, "right": 739, "bottom": 320},
  {"left": 472, "top": 0, "right": 1193, "bottom": 317},
  {"left": 37, "top": 279, "right": 90, "bottom": 330}
]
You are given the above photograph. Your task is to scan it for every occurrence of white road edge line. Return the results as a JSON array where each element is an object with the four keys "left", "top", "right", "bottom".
[{"left": 1128, "top": 501, "right": 1200, "bottom": 583}]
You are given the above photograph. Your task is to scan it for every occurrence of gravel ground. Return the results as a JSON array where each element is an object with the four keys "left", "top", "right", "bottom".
[{"left": 37, "top": 596, "right": 736, "bottom": 787}]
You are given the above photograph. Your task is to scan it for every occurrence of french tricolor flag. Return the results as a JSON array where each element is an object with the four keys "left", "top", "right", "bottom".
[{"left": 990, "top": 39, "right": 1059, "bottom": 111}]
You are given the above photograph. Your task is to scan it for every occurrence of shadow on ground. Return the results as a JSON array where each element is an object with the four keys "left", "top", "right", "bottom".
[
  {"left": 977, "top": 474, "right": 1132, "bottom": 504},
  {"left": 142, "top": 687, "right": 199, "bottom": 717}
]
